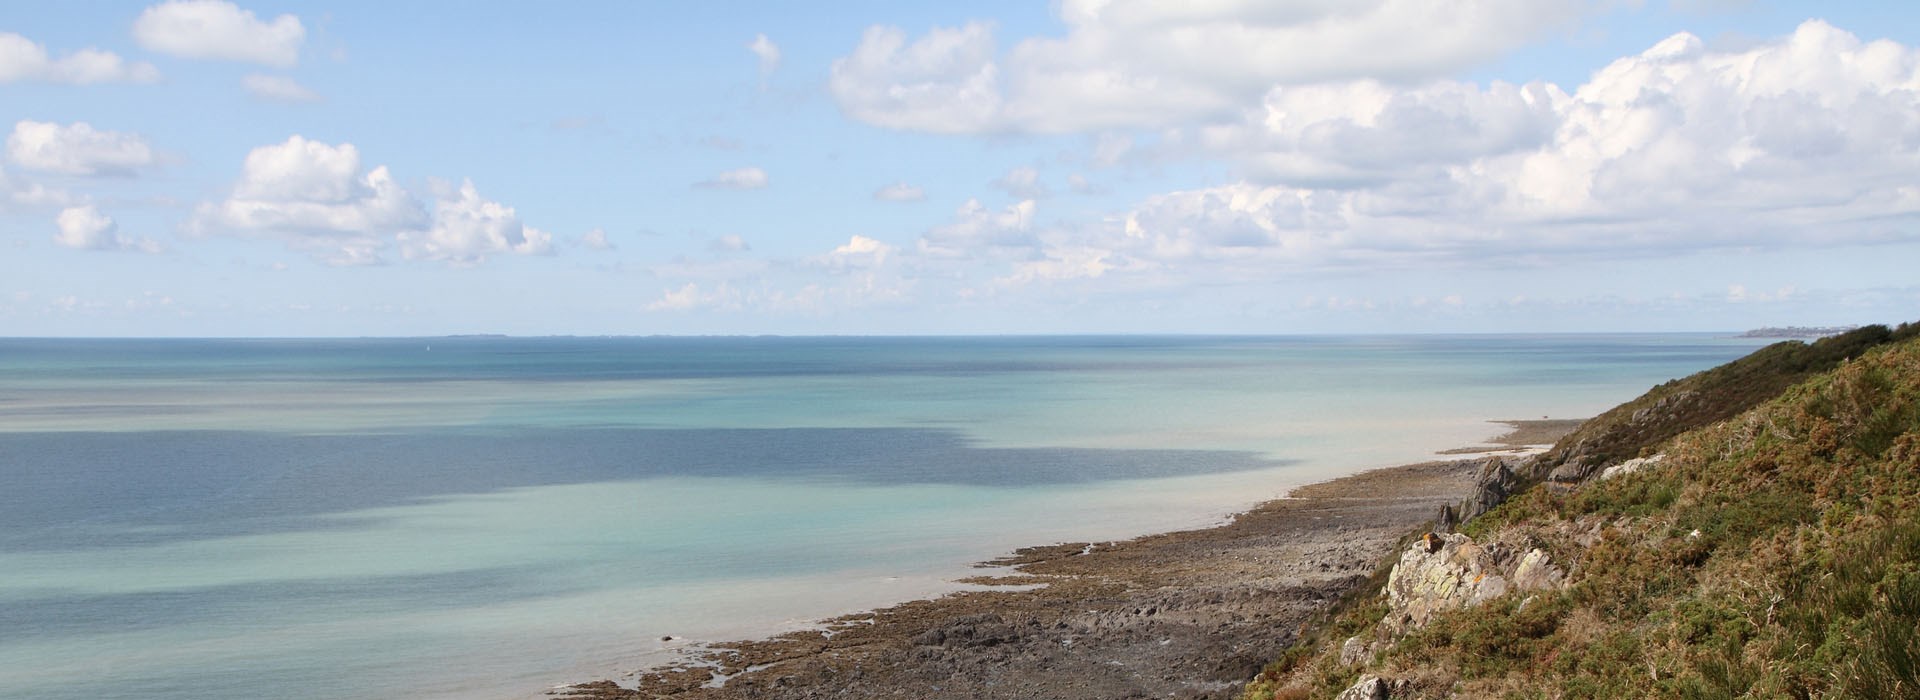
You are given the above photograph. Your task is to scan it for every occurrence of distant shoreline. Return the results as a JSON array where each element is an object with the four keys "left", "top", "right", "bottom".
[
  {"left": 1738, "top": 325, "right": 1858, "bottom": 339},
  {"left": 550, "top": 420, "right": 1583, "bottom": 699}
]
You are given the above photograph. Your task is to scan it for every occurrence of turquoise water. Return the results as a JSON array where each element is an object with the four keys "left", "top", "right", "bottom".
[{"left": 0, "top": 335, "right": 1767, "bottom": 699}]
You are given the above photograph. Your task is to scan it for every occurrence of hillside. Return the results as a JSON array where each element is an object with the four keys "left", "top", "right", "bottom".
[{"left": 1242, "top": 324, "right": 1920, "bottom": 698}]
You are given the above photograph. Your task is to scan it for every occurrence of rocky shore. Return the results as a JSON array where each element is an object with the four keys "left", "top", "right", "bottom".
[{"left": 550, "top": 421, "right": 1578, "bottom": 700}]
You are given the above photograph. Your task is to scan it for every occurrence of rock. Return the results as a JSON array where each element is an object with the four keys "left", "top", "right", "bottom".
[
  {"left": 1382, "top": 532, "right": 1567, "bottom": 631},
  {"left": 1333, "top": 675, "right": 1391, "bottom": 700},
  {"left": 1336, "top": 675, "right": 1418, "bottom": 699},
  {"left": 1434, "top": 503, "right": 1458, "bottom": 533},
  {"left": 1384, "top": 532, "right": 1509, "bottom": 630},
  {"left": 1599, "top": 453, "right": 1665, "bottom": 480},
  {"left": 1547, "top": 455, "right": 1596, "bottom": 484},
  {"left": 1338, "top": 635, "right": 1371, "bottom": 666},
  {"left": 1455, "top": 457, "right": 1520, "bottom": 523},
  {"left": 911, "top": 614, "right": 1019, "bottom": 648},
  {"left": 1511, "top": 548, "right": 1565, "bottom": 591}
]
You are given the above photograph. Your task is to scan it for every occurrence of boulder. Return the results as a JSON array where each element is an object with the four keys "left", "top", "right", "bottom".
[
  {"left": 1599, "top": 453, "right": 1665, "bottom": 480},
  {"left": 1455, "top": 457, "right": 1521, "bottom": 523},
  {"left": 1511, "top": 548, "right": 1566, "bottom": 591},
  {"left": 1339, "top": 635, "right": 1371, "bottom": 666},
  {"left": 1382, "top": 532, "right": 1565, "bottom": 631},
  {"left": 1333, "top": 675, "right": 1392, "bottom": 700}
]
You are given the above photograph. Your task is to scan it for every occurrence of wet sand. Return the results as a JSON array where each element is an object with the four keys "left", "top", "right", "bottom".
[{"left": 548, "top": 420, "right": 1579, "bottom": 699}]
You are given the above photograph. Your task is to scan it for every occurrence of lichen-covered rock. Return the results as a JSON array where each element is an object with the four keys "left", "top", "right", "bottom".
[
  {"left": 1339, "top": 635, "right": 1371, "bottom": 666},
  {"left": 1511, "top": 548, "right": 1565, "bottom": 591},
  {"left": 1382, "top": 532, "right": 1565, "bottom": 631},
  {"left": 1333, "top": 674, "right": 1391, "bottom": 700},
  {"left": 1384, "top": 533, "right": 1508, "bottom": 630},
  {"left": 1599, "top": 453, "right": 1665, "bottom": 480}
]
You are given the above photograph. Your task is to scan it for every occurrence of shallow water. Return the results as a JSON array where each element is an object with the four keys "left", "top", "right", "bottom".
[{"left": 0, "top": 335, "right": 1767, "bottom": 699}]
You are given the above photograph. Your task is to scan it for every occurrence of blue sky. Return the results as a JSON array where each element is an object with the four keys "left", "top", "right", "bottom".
[{"left": 3, "top": 1, "right": 1918, "bottom": 336}]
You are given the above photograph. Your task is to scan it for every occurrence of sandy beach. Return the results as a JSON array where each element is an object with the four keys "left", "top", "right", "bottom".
[{"left": 550, "top": 420, "right": 1576, "bottom": 700}]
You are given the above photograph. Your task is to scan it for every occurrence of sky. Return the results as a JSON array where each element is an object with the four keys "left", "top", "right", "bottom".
[{"left": 2, "top": 0, "right": 1918, "bottom": 337}]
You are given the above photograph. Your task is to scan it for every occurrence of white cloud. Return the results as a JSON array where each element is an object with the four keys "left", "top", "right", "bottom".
[
  {"left": 919, "top": 198, "right": 1037, "bottom": 257},
  {"left": 748, "top": 33, "right": 780, "bottom": 84},
  {"left": 8, "top": 121, "right": 156, "bottom": 176},
  {"left": 580, "top": 228, "right": 615, "bottom": 251},
  {"left": 830, "top": 1, "right": 1590, "bottom": 134},
  {"left": 709, "top": 234, "right": 750, "bottom": 252},
  {"left": 1006, "top": 20, "right": 1920, "bottom": 288},
  {"left": 53, "top": 205, "right": 163, "bottom": 253},
  {"left": 191, "top": 136, "right": 556, "bottom": 266},
  {"left": 990, "top": 166, "right": 1049, "bottom": 199},
  {"left": 814, "top": 234, "right": 896, "bottom": 270},
  {"left": 696, "top": 166, "right": 768, "bottom": 190},
  {"left": 191, "top": 136, "right": 424, "bottom": 264},
  {"left": 0, "top": 164, "right": 76, "bottom": 210},
  {"left": 996, "top": 244, "right": 1123, "bottom": 288},
  {"left": 397, "top": 180, "right": 554, "bottom": 265},
  {"left": 830, "top": 22, "right": 1002, "bottom": 134},
  {"left": 133, "top": 0, "right": 305, "bottom": 67},
  {"left": 242, "top": 73, "right": 320, "bottom": 102},
  {"left": 873, "top": 182, "right": 926, "bottom": 201},
  {"left": 1222, "top": 79, "right": 1564, "bottom": 187},
  {"left": 648, "top": 282, "right": 740, "bottom": 312},
  {"left": 0, "top": 32, "right": 159, "bottom": 84}
]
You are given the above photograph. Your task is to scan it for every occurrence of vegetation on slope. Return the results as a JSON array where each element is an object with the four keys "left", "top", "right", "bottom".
[
  {"left": 1244, "top": 326, "right": 1920, "bottom": 699},
  {"left": 1531, "top": 323, "right": 1919, "bottom": 482}
]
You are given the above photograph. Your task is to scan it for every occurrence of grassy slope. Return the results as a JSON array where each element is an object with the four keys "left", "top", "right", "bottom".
[
  {"left": 1244, "top": 329, "right": 1920, "bottom": 699},
  {"left": 1530, "top": 324, "right": 1919, "bottom": 480}
]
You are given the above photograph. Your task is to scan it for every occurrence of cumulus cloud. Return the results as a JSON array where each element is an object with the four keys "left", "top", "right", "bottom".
[
  {"left": 8, "top": 121, "right": 156, "bottom": 176},
  {"left": 815, "top": 234, "right": 896, "bottom": 270},
  {"left": 830, "top": 22, "right": 1002, "bottom": 134},
  {"left": 191, "top": 136, "right": 423, "bottom": 264},
  {"left": 133, "top": 0, "right": 305, "bottom": 67},
  {"left": 1000, "top": 20, "right": 1920, "bottom": 288},
  {"left": 397, "top": 180, "right": 554, "bottom": 265},
  {"left": 0, "top": 32, "right": 159, "bottom": 84},
  {"left": 696, "top": 166, "right": 769, "bottom": 190},
  {"left": 709, "top": 234, "right": 750, "bottom": 252},
  {"left": 53, "top": 205, "right": 162, "bottom": 253},
  {"left": 647, "top": 282, "right": 741, "bottom": 312},
  {"left": 191, "top": 135, "right": 552, "bottom": 266},
  {"left": 873, "top": 182, "right": 926, "bottom": 201},
  {"left": 1220, "top": 79, "right": 1564, "bottom": 187},
  {"left": 748, "top": 33, "right": 780, "bottom": 84},
  {"left": 830, "top": 1, "right": 1589, "bottom": 134},
  {"left": 242, "top": 73, "right": 320, "bottom": 102},
  {"left": 579, "top": 228, "right": 615, "bottom": 251},
  {"left": 919, "top": 198, "right": 1037, "bottom": 257}
]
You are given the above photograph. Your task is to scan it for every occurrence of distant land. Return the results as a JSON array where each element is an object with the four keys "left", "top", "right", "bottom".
[{"left": 1738, "top": 325, "right": 1859, "bottom": 338}]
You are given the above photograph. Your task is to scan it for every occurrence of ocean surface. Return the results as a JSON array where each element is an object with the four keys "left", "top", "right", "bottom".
[{"left": 0, "top": 335, "right": 1769, "bottom": 700}]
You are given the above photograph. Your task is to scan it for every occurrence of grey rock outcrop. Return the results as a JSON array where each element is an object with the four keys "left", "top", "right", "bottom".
[
  {"left": 1599, "top": 453, "right": 1666, "bottom": 480},
  {"left": 1455, "top": 457, "right": 1522, "bottom": 522},
  {"left": 1338, "top": 635, "right": 1372, "bottom": 666},
  {"left": 1382, "top": 532, "right": 1565, "bottom": 631},
  {"left": 1333, "top": 675, "right": 1398, "bottom": 700}
]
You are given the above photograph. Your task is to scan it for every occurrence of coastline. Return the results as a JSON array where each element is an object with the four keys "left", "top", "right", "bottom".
[{"left": 550, "top": 420, "right": 1580, "bottom": 699}]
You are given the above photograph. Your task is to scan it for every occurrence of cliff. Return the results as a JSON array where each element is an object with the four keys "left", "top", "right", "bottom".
[{"left": 1241, "top": 322, "right": 1920, "bottom": 698}]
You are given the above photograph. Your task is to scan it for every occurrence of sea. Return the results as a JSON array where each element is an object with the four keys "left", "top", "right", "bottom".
[{"left": 0, "top": 334, "right": 1769, "bottom": 700}]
